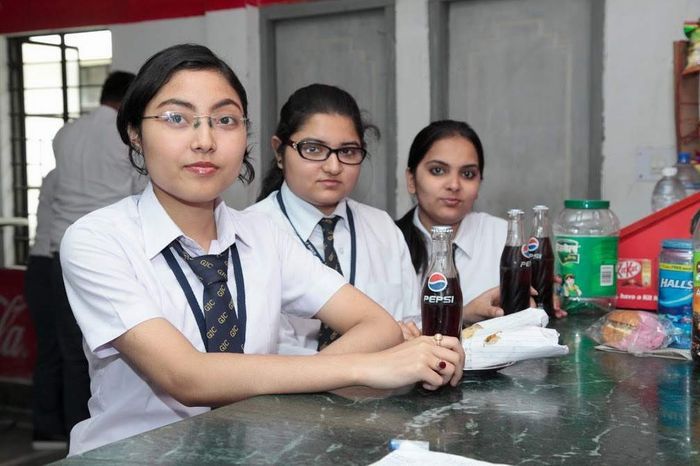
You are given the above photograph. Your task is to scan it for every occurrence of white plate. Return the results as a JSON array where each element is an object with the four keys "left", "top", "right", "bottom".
[{"left": 463, "top": 361, "right": 516, "bottom": 372}]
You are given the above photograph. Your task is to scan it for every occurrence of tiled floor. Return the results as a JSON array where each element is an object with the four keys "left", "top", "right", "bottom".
[
  {"left": 0, "top": 414, "right": 67, "bottom": 466},
  {"left": 0, "top": 383, "right": 68, "bottom": 466}
]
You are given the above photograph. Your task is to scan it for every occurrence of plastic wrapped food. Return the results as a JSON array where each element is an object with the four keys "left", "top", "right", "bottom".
[
  {"left": 684, "top": 21, "right": 700, "bottom": 71},
  {"left": 586, "top": 310, "right": 675, "bottom": 353}
]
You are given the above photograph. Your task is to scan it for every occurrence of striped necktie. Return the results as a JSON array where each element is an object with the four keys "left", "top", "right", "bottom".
[{"left": 317, "top": 216, "right": 343, "bottom": 351}]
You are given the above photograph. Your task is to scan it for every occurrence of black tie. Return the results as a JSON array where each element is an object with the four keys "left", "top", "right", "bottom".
[
  {"left": 171, "top": 241, "right": 244, "bottom": 353},
  {"left": 317, "top": 216, "right": 343, "bottom": 351}
]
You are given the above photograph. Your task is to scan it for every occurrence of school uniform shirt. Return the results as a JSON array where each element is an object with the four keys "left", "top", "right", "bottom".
[
  {"left": 413, "top": 208, "right": 507, "bottom": 307},
  {"left": 30, "top": 169, "right": 57, "bottom": 258},
  {"left": 60, "top": 182, "right": 346, "bottom": 455},
  {"left": 247, "top": 183, "right": 420, "bottom": 355}
]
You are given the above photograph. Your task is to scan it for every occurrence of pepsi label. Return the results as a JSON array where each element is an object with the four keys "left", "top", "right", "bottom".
[
  {"left": 427, "top": 272, "right": 448, "bottom": 292},
  {"left": 527, "top": 237, "right": 540, "bottom": 259},
  {"left": 424, "top": 295, "right": 455, "bottom": 304},
  {"left": 425, "top": 273, "right": 456, "bottom": 302}
]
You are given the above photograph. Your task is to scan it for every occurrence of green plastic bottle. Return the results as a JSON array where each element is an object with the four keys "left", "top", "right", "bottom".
[{"left": 553, "top": 200, "right": 620, "bottom": 312}]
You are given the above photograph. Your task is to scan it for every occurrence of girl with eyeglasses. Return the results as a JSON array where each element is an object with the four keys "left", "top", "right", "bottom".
[
  {"left": 248, "top": 84, "right": 420, "bottom": 354},
  {"left": 396, "top": 120, "right": 564, "bottom": 336},
  {"left": 59, "top": 45, "right": 463, "bottom": 455}
]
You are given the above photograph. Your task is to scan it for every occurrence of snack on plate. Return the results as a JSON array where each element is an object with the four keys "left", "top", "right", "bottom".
[
  {"left": 461, "top": 324, "right": 483, "bottom": 340},
  {"left": 587, "top": 310, "right": 672, "bottom": 353}
]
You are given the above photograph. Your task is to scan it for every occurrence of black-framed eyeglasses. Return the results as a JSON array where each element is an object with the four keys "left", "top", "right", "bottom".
[{"left": 288, "top": 140, "right": 367, "bottom": 165}]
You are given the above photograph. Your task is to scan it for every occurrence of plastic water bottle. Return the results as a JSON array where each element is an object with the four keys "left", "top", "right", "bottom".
[
  {"left": 675, "top": 152, "right": 700, "bottom": 196},
  {"left": 652, "top": 167, "right": 686, "bottom": 212}
]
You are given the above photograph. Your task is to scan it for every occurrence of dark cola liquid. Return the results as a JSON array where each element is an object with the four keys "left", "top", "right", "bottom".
[
  {"left": 500, "top": 245, "right": 532, "bottom": 315},
  {"left": 530, "top": 237, "right": 555, "bottom": 318},
  {"left": 421, "top": 278, "right": 463, "bottom": 338}
]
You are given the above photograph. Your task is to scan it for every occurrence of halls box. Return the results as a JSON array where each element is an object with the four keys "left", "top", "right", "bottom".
[{"left": 616, "top": 193, "right": 700, "bottom": 310}]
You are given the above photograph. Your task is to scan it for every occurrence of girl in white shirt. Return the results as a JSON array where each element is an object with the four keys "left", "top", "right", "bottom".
[
  {"left": 248, "top": 84, "right": 420, "bottom": 354},
  {"left": 396, "top": 120, "right": 564, "bottom": 331},
  {"left": 397, "top": 120, "right": 509, "bottom": 326},
  {"left": 60, "top": 45, "right": 463, "bottom": 455}
]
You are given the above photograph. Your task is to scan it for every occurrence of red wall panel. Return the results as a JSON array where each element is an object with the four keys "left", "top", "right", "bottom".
[{"left": 0, "top": 0, "right": 305, "bottom": 35}]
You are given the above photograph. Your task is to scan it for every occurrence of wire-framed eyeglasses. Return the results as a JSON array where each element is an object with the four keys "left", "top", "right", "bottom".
[
  {"left": 288, "top": 140, "right": 367, "bottom": 165},
  {"left": 142, "top": 110, "right": 248, "bottom": 131}
]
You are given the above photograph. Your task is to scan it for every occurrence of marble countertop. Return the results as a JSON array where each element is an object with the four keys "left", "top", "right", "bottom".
[{"left": 57, "top": 313, "right": 699, "bottom": 465}]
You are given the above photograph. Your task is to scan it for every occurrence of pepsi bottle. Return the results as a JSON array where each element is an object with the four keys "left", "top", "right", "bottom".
[
  {"left": 529, "top": 205, "right": 555, "bottom": 318},
  {"left": 421, "top": 226, "right": 463, "bottom": 338},
  {"left": 500, "top": 209, "right": 532, "bottom": 315}
]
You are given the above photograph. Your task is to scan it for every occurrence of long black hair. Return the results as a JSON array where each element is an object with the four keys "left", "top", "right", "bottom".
[
  {"left": 116, "top": 43, "right": 254, "bottom": 184},
  {"left": 256, "top": 83, "right": 378, "bottom": 201},
  {"left": 396, "top": 120, "right": 485, "bottom": 273}
]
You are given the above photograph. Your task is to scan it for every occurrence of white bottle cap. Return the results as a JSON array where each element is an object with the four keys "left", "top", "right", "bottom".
[{"left": 661, "top": 166, "right": 678, "bottom": 177}]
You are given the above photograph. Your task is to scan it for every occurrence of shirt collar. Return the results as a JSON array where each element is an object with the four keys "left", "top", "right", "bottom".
[
  {"left": 412, "top": 207, "right": 474, "bottom": 259},
  {"left": 280, "top": 182, "right": 348, "bottom": 241},
  {"left": 139, "top": 182, "right": 242, "bottom": 259}
]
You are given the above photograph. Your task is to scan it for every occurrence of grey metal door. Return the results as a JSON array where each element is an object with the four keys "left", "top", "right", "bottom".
[
  {"left": 431, "top": 0, "right": 602, "bottom": 218},
  {"left": 261, "top": 0, "right": 396, "bottom": 214}
]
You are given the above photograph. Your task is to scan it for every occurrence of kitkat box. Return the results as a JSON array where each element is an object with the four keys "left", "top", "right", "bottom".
[{"left": 617, "top": 193, "right": 700, "bottom": 310}]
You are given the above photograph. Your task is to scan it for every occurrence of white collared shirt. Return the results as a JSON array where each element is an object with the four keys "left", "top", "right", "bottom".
[
  {"left": 30, "top": 169, "right": 57, "bottom": 258},
  {"left": 50, "top": 105, "right": 147, "bottom": 252},
  {"left": 60, "top": 183, "right": 346, "bottom": 455},
  {"left": 248, "top": 183, "right": 420, "bottom": 354},
  {"left": 413, "top": 208, "right": 507, "bottom": 306}
]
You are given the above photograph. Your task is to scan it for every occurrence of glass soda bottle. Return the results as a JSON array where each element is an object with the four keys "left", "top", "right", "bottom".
[
  {"left": 421, "top": 225, "right": 463, "bottom": 338},
  {"left": 529, "top": 205, "right": 555, "bottom": 318},
  {"left": 500, "top": 209, "right": 532, "bottom": 315}
]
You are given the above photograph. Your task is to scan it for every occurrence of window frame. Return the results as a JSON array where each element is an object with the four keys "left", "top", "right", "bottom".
[{"left": 7, "top": 31, "right": 110, "bottom": 265}]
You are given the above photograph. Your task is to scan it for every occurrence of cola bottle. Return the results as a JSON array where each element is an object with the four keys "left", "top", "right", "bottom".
[
  {"left": 529, "top": 205, "right": 555, "bottom": 318},
  {"left": 421, "top": 225, "right": 463, "bottom": 338},
  {"left": 500, "top": 209, "right": 532, "bottom": 315}
]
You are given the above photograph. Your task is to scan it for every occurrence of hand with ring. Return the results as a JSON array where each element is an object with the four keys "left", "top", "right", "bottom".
[{"left": 357, "top": 333, "right": 465, "bottom": 390}]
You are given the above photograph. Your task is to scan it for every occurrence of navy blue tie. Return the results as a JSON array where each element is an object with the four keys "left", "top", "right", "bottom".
[
  {"left": 317, "top": 216, "right": 343, "bottom": 351},
  {"left": 171, "top": 241, "right": 243, "bottom": 353}
]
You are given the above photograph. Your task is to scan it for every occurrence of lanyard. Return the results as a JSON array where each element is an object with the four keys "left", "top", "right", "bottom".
[
  {"left": 276, "top": 191, "right": 356, "bottom": 286},
  {"left": 162, "top": 243, "right": 247, "bottom": 349}
]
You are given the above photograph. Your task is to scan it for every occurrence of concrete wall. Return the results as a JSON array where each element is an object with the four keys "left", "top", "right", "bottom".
[
  {"left": 602, "top": 0, "right": 700, "bottom": 226},
  {"left": 395, "top": 0, "right": 431, "bottom": 217},
  {"left": 2, "top": 0, "right": 700, "bottom": 265}
]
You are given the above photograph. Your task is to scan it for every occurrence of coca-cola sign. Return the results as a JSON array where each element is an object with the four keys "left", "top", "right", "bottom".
[{"left": 0, "top": 269, "right": 36, "bottom": 382}]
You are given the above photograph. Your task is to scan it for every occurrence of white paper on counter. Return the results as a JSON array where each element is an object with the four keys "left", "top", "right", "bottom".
[
  {"left": 369, "top": 449, "right": 510, "bottom": 466},
  {"left": 594, "top": 345, "right": 692, "bottom": 361},
  {"left": 463, "top": 326, "right": 569, "bottom": 369},
  {"left": 464, "top": 308, "right": 549, "bottom": 337}
]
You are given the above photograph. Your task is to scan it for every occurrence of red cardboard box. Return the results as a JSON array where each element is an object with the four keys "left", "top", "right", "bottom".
[{"left": 616, "top": 192, "right": 700, "bottom": 310}]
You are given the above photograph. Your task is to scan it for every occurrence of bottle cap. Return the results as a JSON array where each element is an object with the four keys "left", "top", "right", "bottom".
[
  {"left": 506, "top": 208, "right": 524, "bottom": 217},
  {"left": 662, "top": 239, "right": 692, "bottom": 250},
  {"left": 533, "top": 205, "right": 549, "bottom": 212},
  {"left": 430, "top": 225, "right": 453, "bottom": 234},
  {"left": 678, "top": 152, "right": 691, "bottom": 164},
  {"left": 661, "top": 166, "right": 678, "bottom": 177},
  {"left": 563, "top": 199, "right": 610, "bottom": 209}
]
